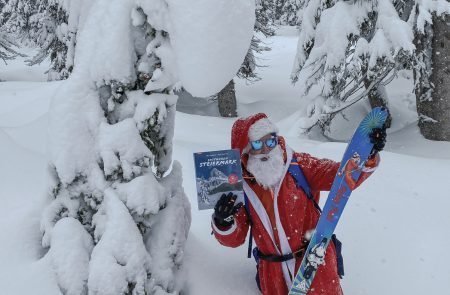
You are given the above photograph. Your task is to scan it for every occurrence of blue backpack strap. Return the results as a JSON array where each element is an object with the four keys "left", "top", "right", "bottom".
[{"left": 287, "top": 157, "right": 322, "bottom": 213}]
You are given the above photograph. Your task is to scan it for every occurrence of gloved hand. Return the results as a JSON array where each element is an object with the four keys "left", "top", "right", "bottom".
[
  {"left": 369, "top": 126, "right": 387, "bottom": 156},
  {"left": 213, "top": 192, "right": 242, "bottom": 227}
]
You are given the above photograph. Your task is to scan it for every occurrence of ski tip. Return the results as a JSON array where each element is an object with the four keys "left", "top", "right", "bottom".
[{"left": 359, "top": 108, "right": 388, "bottom": 136}]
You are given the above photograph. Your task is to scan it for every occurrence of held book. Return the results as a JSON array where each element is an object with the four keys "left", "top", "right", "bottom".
[{"left": 193, "top": 149, "right": 244, "bottom": 210}]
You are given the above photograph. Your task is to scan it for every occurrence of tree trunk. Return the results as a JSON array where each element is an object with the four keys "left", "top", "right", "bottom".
[
  {"left": 415, "top": 14, "right": 450, "bottom": 141},
  {"left": 364, "top": 79, "right": 392, "bottom": 128},
  {"left": 218, "top": 79, "right": 238, "bottom": 117}
]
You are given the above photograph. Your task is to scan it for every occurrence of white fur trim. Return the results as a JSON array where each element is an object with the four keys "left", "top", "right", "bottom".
[
  {"left": 211, "top": 219, "right": 238, "bottom": 236},
  {"left": 243, "top": 182, "right": 277, "bottom": 248},
  {"left": 244, "top": 182, "right": 293, "bottom": 287},
  {"left": 243, "top": 147, "right": 295, "bottom": 289},
  {"left": 248, "top": 118, "right": 279, "bottom": 141},
  {"left": 273, "top": 147, "right": 295, "bottom": 286}
]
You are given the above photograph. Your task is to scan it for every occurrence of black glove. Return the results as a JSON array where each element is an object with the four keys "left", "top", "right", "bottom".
[
  {"left": 213, "top": 192, "right": 242, "bottom": 227},
  {"left": 369, "top": 126, "right": 387, "bottom": 156}
]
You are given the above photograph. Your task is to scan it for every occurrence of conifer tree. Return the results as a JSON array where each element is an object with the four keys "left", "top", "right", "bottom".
[
  {"left": 239, "top": 0, "right": 275, "bottom": 82},
  {"left": 0, "top": 0, "right": 81, "bottom": 80},
  {"left": 280, "top": 0, "right": 304, "bottom": 26},
  {"left": 291, "top": 0, "right": 415, "bottom": 133},
  {"left": 41, "top": 1, "right": 191, "bottom": 294},
  {"left": 0, "top": 31, "right": 24, "bottom": 63},
  {"left": 27, "top": 0, "right": 81, "bottom": 80},
  {"left": 292, "top": 0, "right": 450, "bottom": 136},
  {"left": 0, "top": 0, "right": 36, "bottom": 41}
]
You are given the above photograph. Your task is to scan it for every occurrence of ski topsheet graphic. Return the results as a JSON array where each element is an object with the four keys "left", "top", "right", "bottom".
[
  {"left": 289, "top": 107, "right": 388, "bottom": 295},
  {"left": 193, "top": 149, "right": 244, "bottom": 210}
]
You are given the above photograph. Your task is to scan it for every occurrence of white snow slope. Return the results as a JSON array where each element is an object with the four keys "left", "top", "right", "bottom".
[{"left": 1, "top": 27, "right": 450, "bottom": 294}]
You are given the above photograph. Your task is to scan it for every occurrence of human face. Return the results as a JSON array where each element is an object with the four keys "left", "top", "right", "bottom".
[
  {"left": 249, "top": 134, "right": 278, "bottom": 157},
  {"left": 246, "top": 144, "right": 284, "bottom": 188}
]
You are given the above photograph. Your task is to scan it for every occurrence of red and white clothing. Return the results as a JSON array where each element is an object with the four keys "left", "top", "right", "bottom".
[{"left": 212, "top": 139, "right": 379, "bottom": 294}]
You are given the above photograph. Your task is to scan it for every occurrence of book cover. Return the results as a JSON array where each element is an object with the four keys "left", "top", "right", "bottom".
[{"left": 193, "top": 149, "right": 244, "bottom": 210}]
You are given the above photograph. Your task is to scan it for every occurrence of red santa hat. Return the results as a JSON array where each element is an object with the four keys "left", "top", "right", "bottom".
[{"left": 231, "top": 113, "right": 278, "bottom": 154}]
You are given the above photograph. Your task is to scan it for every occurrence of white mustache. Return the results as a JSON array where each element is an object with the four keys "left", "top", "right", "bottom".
[
  {"left": 247, "top": 145, "right": 284, "bottom": 189},
  {"left": 251, "top": 153, "right": 270, "bottom": 160}
]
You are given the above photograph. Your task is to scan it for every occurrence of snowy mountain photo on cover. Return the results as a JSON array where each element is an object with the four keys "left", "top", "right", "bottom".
[
  {"left": 0, "top": 0, "right": 449, "bottom": 294},
  {"left": 194, "top": 149, "right": 244, "bottom": 210}
]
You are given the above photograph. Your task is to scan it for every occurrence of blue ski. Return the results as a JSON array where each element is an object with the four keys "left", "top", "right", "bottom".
[{"left": 289, "top": 107, "right": 388, "bottom": 294}]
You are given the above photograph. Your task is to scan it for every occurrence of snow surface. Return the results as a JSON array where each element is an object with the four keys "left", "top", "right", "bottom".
[
  {"left": 1, "top": 26, "right": 450, "bottom": 294},
  {"left": 0, "top": 48, "right": 50, "bottom": 82}
]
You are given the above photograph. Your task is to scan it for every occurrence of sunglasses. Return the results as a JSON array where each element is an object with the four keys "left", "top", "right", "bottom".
[{"left": 250, "top": 136, "right": 278, "bottom": 151}]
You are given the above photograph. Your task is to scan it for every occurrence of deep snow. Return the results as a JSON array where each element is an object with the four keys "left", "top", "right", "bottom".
[{"left": 1, "top": 27, "right": 450, "bottom": 294}]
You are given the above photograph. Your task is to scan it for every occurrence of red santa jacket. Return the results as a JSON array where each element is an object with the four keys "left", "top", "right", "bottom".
[{"left": 211, "top": 138, "right": 379, "bottom": 295}]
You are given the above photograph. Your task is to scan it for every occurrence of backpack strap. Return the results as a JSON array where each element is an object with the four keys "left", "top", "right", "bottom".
[
  {"left": 288, "top": 157, "right": 322, "bottom": 213},
  {"left": 244, "top": 157, "right": 320, "bottom": 259}
]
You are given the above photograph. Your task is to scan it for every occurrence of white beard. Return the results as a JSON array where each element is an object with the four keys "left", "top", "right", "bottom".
[{"left": 246, "top": 145, "right": 285, "bottom": 189}]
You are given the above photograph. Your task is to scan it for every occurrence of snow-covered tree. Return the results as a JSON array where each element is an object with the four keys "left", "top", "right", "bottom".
[
  {"left": 0, "top": 0, "right": 6, "bottom": 16},
  {"left": 280, "top": 0, "right": 304, "bottom": 26},
  {"left": 412, "top": 0, "right": 450, "bottom": 140},
  {"left": 25, "top": 0, "right": 86, "bottom": 80},
  {"left": 0, "top": 0, "right": 36, "bottom": 40},
  {"left": 0, "top": 0, "right": 84, "bottom": 80},
  {"left": 41, "top": 0, "right": 254, "bottom": 292},
  {"left": 292, "top": 0, "right": 450, "bottom": 135},
  {"left": 275, "top": 0, "right": 287, "bottom": 22},
  {"left": 238, "top": 0, "right": 274, "bottom": 82},
  {"left": 41, "top": 0, "right": 191, "bottom": 294},
  {"left": 291, "top": 0, "right": 416, "bottom": 133},
  {"left": 0, "top": 31, "right": 24, "bottom": 63}
]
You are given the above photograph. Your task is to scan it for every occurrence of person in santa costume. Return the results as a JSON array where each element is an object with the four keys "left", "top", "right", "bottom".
[{"left": 211, "top": 113, "right": 386, "bottom": 295}]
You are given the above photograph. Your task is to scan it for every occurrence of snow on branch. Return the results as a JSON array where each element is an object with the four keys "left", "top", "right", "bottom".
[
  {"left": 40, "top": 0, "right": 200, "bottom": 294},
  {"left": 0, "top": 31, "right": 25, "bottom": 63},
  {"left": 47, "top": 218, "right": 93, "bottom": 295},
  {"left": 98, "top": 119, "right": 152, "bottom": 181},
  {"left": 292, "top": 0, "right": 416, "bottom": 133},
  {"left": 88, "top": 189, "right": 152, "bottom": 295},
  {"left": 415, "top": 0, "right": 450, "bottom": 33}
]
